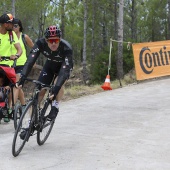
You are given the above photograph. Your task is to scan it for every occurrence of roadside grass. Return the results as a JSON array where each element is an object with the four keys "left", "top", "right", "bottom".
[{"left": 62, "top": 69, "right": 137, "bottom": 101}]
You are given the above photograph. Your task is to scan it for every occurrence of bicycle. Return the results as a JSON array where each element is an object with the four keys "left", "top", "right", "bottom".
[
  {"left": 12, "top": 77, "right": 56, "bottom": 157},
  {"left": 0, "top": 56, "right": 22, "bottom": 129}
]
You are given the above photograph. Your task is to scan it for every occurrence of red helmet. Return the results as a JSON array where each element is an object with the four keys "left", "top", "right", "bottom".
[{"left": 44, "top": 25, "right": 61, "bottom": 39}]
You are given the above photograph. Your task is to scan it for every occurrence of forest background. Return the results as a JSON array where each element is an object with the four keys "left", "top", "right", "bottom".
[{"left": 1, "top": 0, "right": 170, "bottom": 90}]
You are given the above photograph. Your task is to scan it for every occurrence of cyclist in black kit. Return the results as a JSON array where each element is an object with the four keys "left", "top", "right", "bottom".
[{"left": 18, "top": 25, "right": 73, "bottom": 120}]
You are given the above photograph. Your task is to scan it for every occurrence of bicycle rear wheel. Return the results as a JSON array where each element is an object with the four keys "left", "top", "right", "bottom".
[
  {"left": 37, "top": 101, "right": 54, "bottom": 145},
  {"left": 13, "top": 104, "right": 22, "bottom": 130},
  {"left": 12, "top": 101, "right": 33, "bottom": 157}
]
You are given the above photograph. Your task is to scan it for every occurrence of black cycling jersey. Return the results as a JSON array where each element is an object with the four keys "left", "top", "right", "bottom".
[{"left": 21, "top": 38, "right": 73, "bottom": 89}]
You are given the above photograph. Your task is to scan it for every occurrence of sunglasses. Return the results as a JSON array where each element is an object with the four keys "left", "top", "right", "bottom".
[
  {"left": 13, "top": 24, "right": 19, "bottom": 28},
  {"left": 46, "top": 39, "right": 60, "bottom": 44}
]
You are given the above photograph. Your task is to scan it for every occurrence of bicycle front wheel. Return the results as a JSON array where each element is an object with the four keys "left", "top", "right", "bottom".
[
  {"left": 12, "top": 101, "right": 33, "bottom": 157},
  {"left": 13, "top": 104, "right": 22, "bottom": 130},
  {"left": 37, "top": 102, "right": 54, "bottom": 145}
]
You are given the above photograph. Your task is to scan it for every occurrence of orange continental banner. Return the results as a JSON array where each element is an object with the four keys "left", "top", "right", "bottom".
[{"left": 132, "top": 40, "right": 170, "bottom": 80}]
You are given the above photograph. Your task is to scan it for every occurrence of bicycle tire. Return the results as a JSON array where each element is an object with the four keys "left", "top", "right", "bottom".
[
  {"left": 13, "top": 104, "right": 22, "bottom": 130},
  {"left": 37, "top": 101, "right": 54, "bottom": 145},
  {"left": 12, "top": 101, "right": 33, "bottom": 157}
]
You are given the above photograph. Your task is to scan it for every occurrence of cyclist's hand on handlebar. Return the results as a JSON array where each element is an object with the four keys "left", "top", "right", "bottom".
[
  {"left": 4, "top": 86, "right": 10, "bottom": 90},
  {"left": 10, "top": 55, "right": 18, "bottom": 60}
]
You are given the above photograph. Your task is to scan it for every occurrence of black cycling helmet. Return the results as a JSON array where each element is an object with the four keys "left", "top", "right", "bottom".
[{"left": 44, "top": 25, "right": 61, "bottom": 39}]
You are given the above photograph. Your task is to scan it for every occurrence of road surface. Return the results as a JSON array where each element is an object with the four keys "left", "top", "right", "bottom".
[{"left": 1, "top": 78, "right": 170, "bottom": 170}]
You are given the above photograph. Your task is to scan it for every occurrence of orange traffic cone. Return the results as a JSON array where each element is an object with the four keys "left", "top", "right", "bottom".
[{"left": 101, "top": 75, "right": 112, "bottom": 90}]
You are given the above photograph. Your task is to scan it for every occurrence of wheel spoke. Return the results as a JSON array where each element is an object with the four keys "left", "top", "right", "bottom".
[
  {"left": 12, "top": 101, "right": 33, "bottom": 157},
  {"left": 37, "top": 103, "right": 54, "bottom": 145}
]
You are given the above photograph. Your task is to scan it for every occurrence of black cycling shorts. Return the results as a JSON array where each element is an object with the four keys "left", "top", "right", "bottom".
[
  {"left": 14, "top": 66, "right": 24, "bottom": 74},
  {"left": 38, "top": 60, "right": 62, "bottom": 85}
]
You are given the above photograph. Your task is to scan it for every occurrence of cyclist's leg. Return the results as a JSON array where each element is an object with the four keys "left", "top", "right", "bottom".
[
  {"left": 38, "top": 89, "right": 46, "bottom": 105},
  {"left": 4, "top": 89, "right": 12, "bottom": 122},
  {"left": 55, "top": 77, "right": 65, "bottom": 102},
  {"left": 8, "top": 88, "right": 12, "bottom": 107},
  {"left": 48, "top": 79, "right": 67, "bottom": 121},
  {"left": 13, "top": 73, "right": 19, "bottom": 103},
  {"left": 14, "top": 66, "right": 26, "bottom": 111},
  {"left": 53, "top": 59, "right": 70, "bottom": 104},
  {"left": 39, "top": 61, "right": 63, "bottom": 120},
  {"left": 18, "top": 88, "right": 25, "bottom": 105},
  {"left": 37, "top": 61, "right": 54, "bottom": 106}
]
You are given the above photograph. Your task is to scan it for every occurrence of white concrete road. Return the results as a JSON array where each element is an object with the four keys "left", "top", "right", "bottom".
[{"left": 1, "top": 78, "right": 170, "bottom": 170}]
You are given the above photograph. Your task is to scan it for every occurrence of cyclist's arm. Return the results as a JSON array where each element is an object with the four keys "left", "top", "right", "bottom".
[
  {"left": 10, "top": 42, "right": 22, "bottom": 60},
  {"left": 57, "top": 52, "right": 73, "bottom": 85},
  {"left": 25, "top": 34, "right": 34, "bottom": 48},
  {"left": 21, "top": 43, "right": 40, "bottom": 77},
  {"left": 11, "top": 31, "right": 22, "bottom": 60},
  {"left": 4, "top": 86, "right": 10, "bottom": 91},
  {"left": 53, "top": 50, "right": 73, "bottom": 97},
  {"left": 25, "top": 34, "right": 35, "bottom": 67}
]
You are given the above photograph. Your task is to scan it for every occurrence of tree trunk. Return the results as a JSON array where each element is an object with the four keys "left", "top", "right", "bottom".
[
  {"left": 11, "top": 0, "right": 15, "bottom": 17},
  {"left": 61, "top": 0, "right": 65, "bottom": 39},
  {"left": 167, "top": 0, "right": 170, "bottom": 40},
  {"left": 117, "top": 0, "right": 124, "bottom": 79},
  {"left": 114, "top": 0, "right": 118, "bottom": 40},
  {"left": 102, "top": 10, "right": 107, "bottom": 47},
  {"left": 91, "top": 0, "right": 95, "bottom": 64},
  {"left": 131, "top": 0, "right": 137, "bottom": 41},
  {"left": 82, "top": 0, "right": 88, "bottom": 84}
]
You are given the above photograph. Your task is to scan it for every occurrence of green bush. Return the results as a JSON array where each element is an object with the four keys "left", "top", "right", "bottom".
[
  {"left": 90, "top": 48, "right": 116, "bottom": 84},
  {"left": 90, "top": 45, "right": 134, "bottom": 84},
  {"left": 123, "top": 47, "right": 134, "bottom": 73}
]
